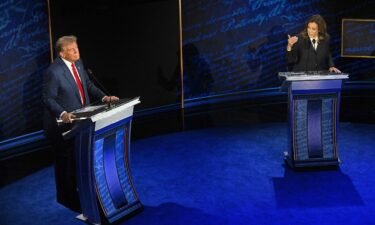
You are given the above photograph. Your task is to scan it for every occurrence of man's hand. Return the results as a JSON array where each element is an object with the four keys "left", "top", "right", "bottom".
[
  {"left": 61, "top": 112, "right": 76, "bottom": 123},
  {"left": 103, "top": 96, "right": 120, "bottom": 104},
  {"left": 329, "top": 67, "right": 341, "bottom": 73}
]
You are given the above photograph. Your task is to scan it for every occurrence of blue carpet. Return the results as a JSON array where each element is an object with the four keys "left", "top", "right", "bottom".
[{"left": 1, "top": 122, "right": 375, "bottom": 225}]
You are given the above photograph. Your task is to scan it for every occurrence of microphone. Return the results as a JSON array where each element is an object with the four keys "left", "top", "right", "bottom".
[{"left": 86, "top": 68, "right": 113, "bottom": 107}]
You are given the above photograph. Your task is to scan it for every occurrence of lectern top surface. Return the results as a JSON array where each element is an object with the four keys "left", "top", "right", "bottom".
[
  {"left": 72, "top": 97, "right": 140, "bottom": 118},
  {"left": 278, "top": 71, "right": 349, "bottom": 81}
]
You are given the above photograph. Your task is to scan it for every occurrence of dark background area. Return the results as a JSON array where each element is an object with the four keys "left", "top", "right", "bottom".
[{"left": 49, "top": 0, "right": 181, "bottom": 110}]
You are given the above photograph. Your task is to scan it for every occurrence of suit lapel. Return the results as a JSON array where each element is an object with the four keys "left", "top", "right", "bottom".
[{"left": 57, "top": 58, "right": 82, "bottom": 103}]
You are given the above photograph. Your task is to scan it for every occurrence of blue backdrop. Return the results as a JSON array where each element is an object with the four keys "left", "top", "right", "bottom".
[
  {"left": 1, "top": 0, "right": 375, "bottom": 143},
  {"left": 181, "top": 0, "right": 375, "bottom": 99},
  {"left": 342, "top": 19, "right": 375, "bottom": 57},
  {"left": 0, "top": 0, "right": 50, "bottom": 141}
]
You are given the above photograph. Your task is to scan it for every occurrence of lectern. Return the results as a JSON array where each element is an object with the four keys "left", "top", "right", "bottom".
[
  {"left": 65, "top": 97, "right": 142, "bottom": 224},
  {"left": 279, "top": 72, "right": 348, "bottom": 168}
]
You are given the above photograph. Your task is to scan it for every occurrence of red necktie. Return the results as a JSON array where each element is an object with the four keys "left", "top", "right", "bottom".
[{"left": 71, "top": 63, "right": 85, "bottom": 106}]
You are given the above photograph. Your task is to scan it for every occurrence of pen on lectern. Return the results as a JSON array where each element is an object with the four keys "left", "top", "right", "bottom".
[{"left": 56, "top": 117, "right": 88, "bottom": 124}]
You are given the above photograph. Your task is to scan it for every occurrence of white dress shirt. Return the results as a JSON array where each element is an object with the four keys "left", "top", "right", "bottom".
[{"left": 310, "top": 38, "right": 318, "bottom": 50}]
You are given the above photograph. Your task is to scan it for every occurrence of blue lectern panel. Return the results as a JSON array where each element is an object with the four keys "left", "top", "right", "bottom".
[
  {"left": 322, "top": 98, "right": 335, "bottom": 158},
  {"left": 103, "top": 134, "right": 128, "bottom": 209},
  {"left": 115, "top": 128, "right": 137, "bottom": 204},
  {"left": 94, "top": 138, "right": 117, "bottom": 216},
  {"left": 294, "top": 99, "right": 308, "bottom": 160},
  {"left": 293, "top": 95, "right": 336, "bottom": 161},
  {"left": 307, "top": 100, "right": 323, "bottom": 158},
  {"left": 93, "top": 120, "right": 140, "bottom": 222}
]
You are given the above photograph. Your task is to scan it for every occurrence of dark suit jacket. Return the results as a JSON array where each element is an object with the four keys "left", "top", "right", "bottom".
[
  {"left": 42, "top": 57, "right": 106, "bottom": 211},
  {"left": 287, "top": 34, "right": 334, "bottom": 72},
  {"left": 43, "top": 57, "right": 105, "bottom": 122}
]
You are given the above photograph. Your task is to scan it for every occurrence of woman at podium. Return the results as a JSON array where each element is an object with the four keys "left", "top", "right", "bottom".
[{"left": 286, "top": 14, "right": 341, "bottom": 73}]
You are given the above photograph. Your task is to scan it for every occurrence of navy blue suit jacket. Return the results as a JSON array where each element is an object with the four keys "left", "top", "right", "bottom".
[
  {"left": 286, "top": 34, "right": 334, "bottom": 72},
  {"left": 43, "top": 57, "right": 105, "bottom": 119},
  {"left": 42, "top": 57, "right": 106, "bottom": 211}
]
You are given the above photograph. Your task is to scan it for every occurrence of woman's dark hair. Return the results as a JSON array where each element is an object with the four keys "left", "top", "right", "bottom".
[{"left": 300, "top": 14, "right": 328, "bottom": 40}]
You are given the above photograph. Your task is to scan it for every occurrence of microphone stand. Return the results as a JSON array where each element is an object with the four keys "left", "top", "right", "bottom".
[{"left": 86, "top": 68, "right": 113, "bottom": 108}]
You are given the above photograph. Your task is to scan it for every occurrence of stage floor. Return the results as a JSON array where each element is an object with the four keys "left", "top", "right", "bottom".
[{"left": 1, "top": 122, "right": 375, "bottom": 225}]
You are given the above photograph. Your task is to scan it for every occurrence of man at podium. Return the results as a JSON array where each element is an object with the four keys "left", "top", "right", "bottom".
[
  {"left": 43, "top": 35, "right": 118, "bottom": 211},
  {"left": 286, "top": 14, "right": 341, "bottom": 73}
]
